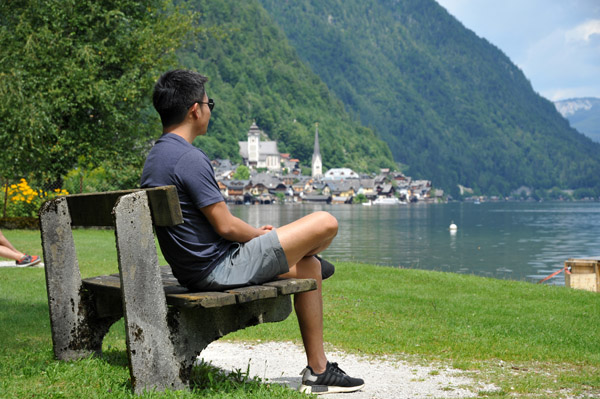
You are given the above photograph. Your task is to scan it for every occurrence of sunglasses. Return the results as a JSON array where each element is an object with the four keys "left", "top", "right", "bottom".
[{"left": 195, "top": 98, "right": 215, "bottom": 111}]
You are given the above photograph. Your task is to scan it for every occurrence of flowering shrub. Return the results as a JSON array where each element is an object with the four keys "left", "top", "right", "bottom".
[{"left": 1, "top": 179, "right": 69, "bottom": 218}]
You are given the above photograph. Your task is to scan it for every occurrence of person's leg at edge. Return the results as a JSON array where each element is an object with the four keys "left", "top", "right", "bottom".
[
  {"left": 0, "top": 230, "right": 24, "bottom": 261},
  {"left": 275, "top": 211, "right": 338, "bottom": 374}
]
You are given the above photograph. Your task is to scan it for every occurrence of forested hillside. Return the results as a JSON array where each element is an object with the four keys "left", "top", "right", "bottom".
[
  {"left": 259, "top": 0, "right": 600, "bottom": 196},
  {"left": 178, "top": 0, "right": 395, "bottom": 173}
]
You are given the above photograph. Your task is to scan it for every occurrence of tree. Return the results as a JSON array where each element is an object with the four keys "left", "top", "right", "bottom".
[
  {"left": 0, "top": 0, "right": 196, "bottom": 183},
  {"left": 233, "top": 165, "right": 250, "bottom": 180},
  {"left": 275, "top": 192, "right": 285, "bottom": 204},
  {"left": 353, "top": 193, "right": 368, "bottom": 204}
]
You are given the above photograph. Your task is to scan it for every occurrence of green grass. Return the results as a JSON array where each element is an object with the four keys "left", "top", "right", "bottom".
[{"left": 1, "top": 228, "right": 599, "bottom": 398}]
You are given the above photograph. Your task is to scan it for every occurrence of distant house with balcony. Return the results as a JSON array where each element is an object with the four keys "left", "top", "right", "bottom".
[{"left": 225, "top": 180, "right": 250, "bottom": 204}]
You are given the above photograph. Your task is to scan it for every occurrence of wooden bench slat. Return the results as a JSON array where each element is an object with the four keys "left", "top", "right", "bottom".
[
  {"left": 166, "top": 291, "right": 237, "bottom": 308},
  {"left": 225, "top": 285, "right": 278, "bottom": 303},
  {"left": 82, "top": 275, "right": 122, "bottom": 294},
  {"left": 264, "top": 278, "right": 318, "bottom": 295},
  {"left": 65, "top": 186, "right": 183, "bottom": 227}
]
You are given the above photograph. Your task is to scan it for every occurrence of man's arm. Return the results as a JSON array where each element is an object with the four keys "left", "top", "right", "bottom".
[{"left": 201, "top": 201, "right": 272, "bottom": 243}]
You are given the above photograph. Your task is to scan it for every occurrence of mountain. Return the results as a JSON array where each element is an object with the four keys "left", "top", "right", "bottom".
[
  {"left": 259, "top": 0, "right": 600, "bottom": 197},
  {"left": 176, "top": 0, "right": 395, "bottom": 173},
  {"left": 554, "top": 98, "right": 600, "bottom": 143}
]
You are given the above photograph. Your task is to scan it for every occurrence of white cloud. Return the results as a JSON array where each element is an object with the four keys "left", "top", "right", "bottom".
[{"left": 565, "top": 19, "right": 600, "bottom": 42}]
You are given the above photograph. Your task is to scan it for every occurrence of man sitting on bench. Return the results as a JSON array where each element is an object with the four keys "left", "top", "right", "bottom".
[{"left": 140, "top": 69, "right": 364, "bottom": 395}]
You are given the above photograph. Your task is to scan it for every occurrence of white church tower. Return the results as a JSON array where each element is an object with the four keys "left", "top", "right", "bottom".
[
  {"left": 311, "top": 123, "right": 323, "bottom": 179},
  {"left": 247, "top": 121, "right": 260, "bottom": 167}
]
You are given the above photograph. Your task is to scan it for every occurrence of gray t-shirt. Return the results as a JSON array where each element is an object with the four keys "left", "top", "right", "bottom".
[{"left": 140, "top": 133, "right": 234, "bottom": 287}]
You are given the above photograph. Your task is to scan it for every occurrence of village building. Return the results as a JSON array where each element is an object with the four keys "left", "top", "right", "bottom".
[
  {"left": 250, "top": 172, "right": 282, "bottom": 189},
  {"left": 377, "top": 183, "right": 396, "bottom": 198},
  {"left": 323, "top": 167, "right": 359, "bottom": 181},
  {"left": 238, "top": 122, "right": 281, "bottom": 172},
  {"left": 217, "top": 181, "right": 229, "bottom": 199},
  {"left": 224, "top": 180, "right": 250, "bottom": 204},
  {"left": 281, "top": 153, "right": 301, "bottom": 175},
  {"left": 409, "top": 180, "right": 432, "bottom": 201},
  {"left": 212, "top": 158, "right": 237, "bottom": 180},
  {"left": 327, "top": 181, "right": 357, "bottom": 204},
  {"left": 357, "top": 178, "right": 377, "bottom": 199},
  {"left": 303, "top": 194, "right": 332, "bottom": 204}
]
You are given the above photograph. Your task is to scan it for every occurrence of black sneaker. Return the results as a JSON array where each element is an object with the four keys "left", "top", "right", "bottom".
[
  {"left": 315, "top": 256, "right": 335, "bottom": 280},
  {"left": 299, "top": 361, "right": 365, "bottom": 394}
]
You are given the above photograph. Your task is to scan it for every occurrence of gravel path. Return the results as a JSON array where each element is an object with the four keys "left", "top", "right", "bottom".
[{"left": 200, "top": 341, "right": 497, "bottom": 398}]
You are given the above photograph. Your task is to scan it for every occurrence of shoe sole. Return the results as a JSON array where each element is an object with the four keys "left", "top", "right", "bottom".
[
  {"left": 17, "top": 258, "right": 42, "bottom": 267},
  {"left": 299, "top": 383, "right": 365, "bottom": 395}
]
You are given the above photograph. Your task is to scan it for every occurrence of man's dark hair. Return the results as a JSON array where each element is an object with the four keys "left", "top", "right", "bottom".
[{"left": 153, "top": 69, "right": 208, "bottom": 128}]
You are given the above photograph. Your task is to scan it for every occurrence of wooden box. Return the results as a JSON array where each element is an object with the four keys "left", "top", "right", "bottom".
[{"left": 565, "top": 259, "right": 600, "bottom": 293}]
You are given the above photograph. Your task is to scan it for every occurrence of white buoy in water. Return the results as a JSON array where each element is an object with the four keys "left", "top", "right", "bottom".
[{"left": 449, "top": 222, "right": 458, "bottom": 231}]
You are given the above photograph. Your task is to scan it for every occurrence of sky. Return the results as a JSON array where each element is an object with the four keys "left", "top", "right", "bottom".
[{"left": 434, "top": 0, "right": 600, "bottom": 101}]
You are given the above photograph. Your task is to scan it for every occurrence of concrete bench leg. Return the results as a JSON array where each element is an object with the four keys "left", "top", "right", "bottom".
[
  {"left": 113, "top": 192, "right": 186, "bottom": 394},
  {"left": 168, "top": 296, "right": 293, "bottom": 383},
  {"left": 40, "top": 198, "right": 118, "bottom": 360}
]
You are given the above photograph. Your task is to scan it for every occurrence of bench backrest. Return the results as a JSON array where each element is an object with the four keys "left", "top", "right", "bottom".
[{"left": 63, "top": 186, "right": 183, "bottom": 227}]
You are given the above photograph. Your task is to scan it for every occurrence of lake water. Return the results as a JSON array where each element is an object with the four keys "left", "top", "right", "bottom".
[{"left": 230, "top": 201, "right": 600, "bottom": 285}]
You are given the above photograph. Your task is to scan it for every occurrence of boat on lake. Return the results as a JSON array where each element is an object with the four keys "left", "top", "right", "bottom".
[{"left": 372, "top": 197, "right": 405, "bottom": 205}]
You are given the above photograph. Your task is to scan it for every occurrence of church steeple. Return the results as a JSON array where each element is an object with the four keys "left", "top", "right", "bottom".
[
  {"left": 311, "top": 123, "right": 323, "bottom": 179},
  {"left": 248, "top": 120, "right": 260, "bottom": 167}
]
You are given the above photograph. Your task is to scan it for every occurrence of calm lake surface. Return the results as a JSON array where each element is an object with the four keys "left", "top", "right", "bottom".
[{"left": 230, "top": 201, "right": 600, "bottom": 285}]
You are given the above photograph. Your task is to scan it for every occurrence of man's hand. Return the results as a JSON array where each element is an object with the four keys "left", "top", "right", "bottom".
[{"left": 260, "top": 225, "right": 274, "bottom": 232}]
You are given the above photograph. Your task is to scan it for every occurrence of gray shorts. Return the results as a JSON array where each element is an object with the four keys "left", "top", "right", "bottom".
[{"left": 191, "top": 230, "right": 289, "bottom": 291}]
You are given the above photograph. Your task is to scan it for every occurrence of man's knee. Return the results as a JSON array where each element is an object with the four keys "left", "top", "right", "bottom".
[
  {"left": 313, "top": 211, "right": 338, "bottom": 238},
  {"left": 298, "top": 255, "right": 322, "bottom": 280}
]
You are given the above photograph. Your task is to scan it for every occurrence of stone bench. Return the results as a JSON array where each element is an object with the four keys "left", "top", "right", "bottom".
[{"left": 39, "top": 186, "right": 316, "bottom": 394}]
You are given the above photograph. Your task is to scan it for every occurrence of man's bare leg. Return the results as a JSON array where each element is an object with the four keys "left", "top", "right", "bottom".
[{"left": 276, "top": 211, "right": 338, "bottom": 373}]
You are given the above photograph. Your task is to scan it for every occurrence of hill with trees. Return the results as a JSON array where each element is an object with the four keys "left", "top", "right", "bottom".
[
  {"left": 258, "top": 0, "right": 600, "bottom": 197},
  {"left": 178, "top": 0, "right": 395, "bottom": 173}
]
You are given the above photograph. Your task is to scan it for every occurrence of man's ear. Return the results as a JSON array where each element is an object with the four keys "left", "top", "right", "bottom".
[{"left": 190, "top": 102, "right": 201, "bottom": 119}]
